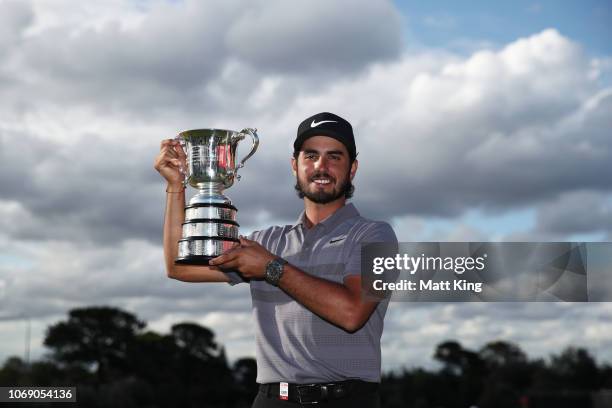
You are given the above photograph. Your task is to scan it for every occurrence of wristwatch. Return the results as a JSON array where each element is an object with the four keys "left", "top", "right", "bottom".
[{"left": 265, "top": 258, "right": 287, "bottom": 286}]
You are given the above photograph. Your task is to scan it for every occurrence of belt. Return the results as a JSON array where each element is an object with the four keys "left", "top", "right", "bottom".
[{"left": 259, "top": 380, "right": 379, "bottom": 404}]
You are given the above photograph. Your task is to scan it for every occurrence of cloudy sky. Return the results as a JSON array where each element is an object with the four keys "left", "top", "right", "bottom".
[{"left": 1, "top": 0, "right": 611, "bottom": 371}]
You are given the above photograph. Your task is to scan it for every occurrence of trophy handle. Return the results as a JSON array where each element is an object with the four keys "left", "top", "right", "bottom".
[
  {"left": 174, "top": 135, "right": 188, "bottom": 187},
  {"left": 232, "top": 128, "right": 259, "bottom": 181}
]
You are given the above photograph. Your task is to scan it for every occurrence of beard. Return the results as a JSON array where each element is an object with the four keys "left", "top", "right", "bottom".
[{"left": 294, "top": 170, "right": 354, "bottom": 204}]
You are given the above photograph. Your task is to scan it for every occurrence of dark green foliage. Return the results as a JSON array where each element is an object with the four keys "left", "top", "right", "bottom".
[
  {"left": 2, "top": 306, "right": 253, "bottom": 407},
  {"left": 43, "top": 306, "right": 146, "bottom": 384},
  {"left": 1, "top": 306, "right": 611, "bottom": 407},
  {"left": 380, "top": 341, "right": 609, "bottom": 408}
]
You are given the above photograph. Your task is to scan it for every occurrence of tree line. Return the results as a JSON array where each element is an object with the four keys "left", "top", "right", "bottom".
[{"left": 1, "top": 306, "right": 611, "bottom": 407}]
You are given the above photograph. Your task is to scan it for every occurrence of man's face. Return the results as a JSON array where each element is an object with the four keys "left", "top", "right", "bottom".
[{"left": 292, "top": 136, "right": 358, "bottom": 204}]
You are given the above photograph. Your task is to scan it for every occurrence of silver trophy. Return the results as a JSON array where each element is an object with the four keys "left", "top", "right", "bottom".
[{"left": 175, "top": 128, "right": 259, "bottom": 264}]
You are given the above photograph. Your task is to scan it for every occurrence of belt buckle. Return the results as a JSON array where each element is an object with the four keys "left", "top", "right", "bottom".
[{"left": 296, "top": 384, "right": 320, "bottom": 405}]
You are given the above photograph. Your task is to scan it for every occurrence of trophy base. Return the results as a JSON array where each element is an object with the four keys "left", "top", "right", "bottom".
[
  {"left": 175, "top": 237, "right": 239, "bottom": 265},
  {"left": 175, "top": 255, "right": 215, "bottom": 265}
]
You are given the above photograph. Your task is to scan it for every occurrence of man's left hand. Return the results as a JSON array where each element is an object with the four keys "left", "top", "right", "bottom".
[{"left": 209, "top": 237, "right": 275, "bottom": 279}]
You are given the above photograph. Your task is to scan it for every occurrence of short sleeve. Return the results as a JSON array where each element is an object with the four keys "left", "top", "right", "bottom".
[{"left": 343, "top": 221, "right": 398, "bottom": 280}]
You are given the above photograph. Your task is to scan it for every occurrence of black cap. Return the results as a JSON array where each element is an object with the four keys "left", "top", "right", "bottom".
[{"left": 294, "top": 112, "right": 356, "bottom": 161}]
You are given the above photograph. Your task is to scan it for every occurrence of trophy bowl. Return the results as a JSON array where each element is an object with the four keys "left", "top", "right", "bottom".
[{"left": 174, "top": 128, "right": 259, "bottom": 265}]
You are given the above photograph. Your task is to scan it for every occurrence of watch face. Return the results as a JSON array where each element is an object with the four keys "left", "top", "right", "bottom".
[{"left": 266, "top": 259, "right": 284, "bottom": 285}]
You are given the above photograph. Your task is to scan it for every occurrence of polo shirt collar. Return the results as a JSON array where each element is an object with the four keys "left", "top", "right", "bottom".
[{"left": 291, "top": 203, "right": 360, "bottom": 231}]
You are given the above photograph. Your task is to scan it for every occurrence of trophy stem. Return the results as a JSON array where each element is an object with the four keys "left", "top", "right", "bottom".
[
  {"left": 189, "top": 182, "right": 232, "bottom": 205},
  {"left": 198, "top": 182, "right": 224, "bottom": 196}
]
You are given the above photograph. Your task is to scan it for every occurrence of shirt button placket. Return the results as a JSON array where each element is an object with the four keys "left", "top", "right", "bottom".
[
  {"left": 300, "top": 240, "right": 311, "bottom": 262},
  {"left": 301, "top": 228, "right": 317, "bottom": 263}
]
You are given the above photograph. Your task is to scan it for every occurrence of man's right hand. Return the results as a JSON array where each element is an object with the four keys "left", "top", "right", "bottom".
[{"left": 154, "top": 139, "right": 187, "bottom": 187}]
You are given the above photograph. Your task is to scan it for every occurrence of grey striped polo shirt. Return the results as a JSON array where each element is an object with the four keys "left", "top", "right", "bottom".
[{"left": 226, "top": 203, "right": 397, "bottom": 384}]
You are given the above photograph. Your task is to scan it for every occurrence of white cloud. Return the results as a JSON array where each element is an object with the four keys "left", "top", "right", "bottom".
[
  {"left": 535, "top": 190, "right": 612, "bottom": 234},
  {"left": 1, "top": 0, "right": 403, "bottom": 117},
  {"left": 0, "top": 0, "right": 33, "bottom": 56},
  {"left": 307, "top": 29, "right": 609, "bottom": 217},
  {"left": 226, "top": 0, "right": 403, "bottom": 73}
]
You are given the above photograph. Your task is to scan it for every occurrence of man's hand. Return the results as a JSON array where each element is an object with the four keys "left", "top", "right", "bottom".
[
  {"left": 209, "top": 237, "right": 276, "bottom": 279},
  {"left": 154, "top": 139, "right": 187, "bottom": 187}
]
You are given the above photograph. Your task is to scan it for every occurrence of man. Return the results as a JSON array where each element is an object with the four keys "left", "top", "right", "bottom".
[{"left": 154, "top": 112, "right": 397, "bottom": 407}]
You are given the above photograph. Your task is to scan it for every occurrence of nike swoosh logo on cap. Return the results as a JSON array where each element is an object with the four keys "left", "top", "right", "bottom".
[{"left": 311, "top": 120, "right": 337, "bottom": 128}]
